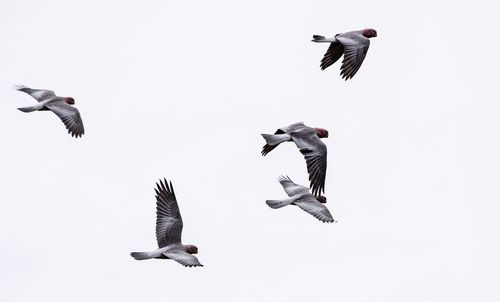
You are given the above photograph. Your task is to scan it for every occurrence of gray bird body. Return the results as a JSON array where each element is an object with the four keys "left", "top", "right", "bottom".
[
  {"left": 15, "top": 85, "right": 84, "bottom": 138},
  {"left": 312, "top": 29, "right": 374, "bottom": 80},
  {"left": 261, "top": 122, "right": 327, "bottom": 197},
  {"left": 130, "top": 179, "right": 203, "bottom": 268},
  {"left": 266, "top": 176, "right": 335, "bottom": 223}
]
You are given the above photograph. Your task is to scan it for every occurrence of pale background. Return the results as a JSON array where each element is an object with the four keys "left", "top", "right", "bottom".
[{"left": 0, "top": 0, "right": 499, "bottom": 301}]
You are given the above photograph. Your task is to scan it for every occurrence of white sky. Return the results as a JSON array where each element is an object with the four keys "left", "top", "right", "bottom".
[{"left": 1, "top": 0, "right": 499, "bottom": 301}]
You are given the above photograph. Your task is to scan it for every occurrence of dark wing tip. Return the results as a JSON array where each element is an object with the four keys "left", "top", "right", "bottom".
[
  {"left": 261, "top": 145, "right": 268, "bottom": 156},
  {"left": 319, "top": 42, "right": 344, "bottom": 71},
  {"left": 160, "top": 178, "right": 168, "bottom": 194},
  {"left": 155, "top": 178, "right": 176, "bottom": 199},
  {"left": 340, "top": 72, "right": 353, "bottom": 81},
  {"left": 261, "top": 145, "right": 270, "bottom": 156},
  {"left": 155, "top": 180, "right": 165, "bottom": 200},
  {"left": 71, "top": 131, "right": 84, "bottom": 138},
  {"left": 305, "top": 153, "right": 327, "bottom": 197},
  {"left": 14, "top": 84, "right": 25, "bottom": 91},
  {"left": 60, "top": 111, "right": 84, "bottom": 138},
  {"left": 278, "top": 175, "right": 293, "bottom": 183},
  {"left": 169, "top": 180, "right": 176, "bottom": 199},
  {"left": 261, "top": 144, "right": 277, "bottom": 156}
]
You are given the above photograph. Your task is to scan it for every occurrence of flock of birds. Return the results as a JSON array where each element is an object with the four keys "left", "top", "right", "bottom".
[{"left": 15, "top": 28, "right": 377, "bottom": 267}]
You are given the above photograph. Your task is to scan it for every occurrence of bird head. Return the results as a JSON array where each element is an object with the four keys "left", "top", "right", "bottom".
[
  {"left": 64, "top": 97, "right": 75, "bottom": 105},
  {"left": 316, "top": 196, "right": 327, "bottom": 203},
  {"left": 315, "top": 128, "right": 329, "bottom": 138},
  {"left": 362, "top": 28, "right": 377, "bottom": 38},
  {"left": 185, "top": 245, "right": 199, "bottom": 254}
]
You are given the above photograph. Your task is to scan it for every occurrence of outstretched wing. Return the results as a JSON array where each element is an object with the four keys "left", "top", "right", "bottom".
[
  {"left": 277, "top": 176, "right": 309, "bottom": 197},
  {"left": 320, "top": 39, "right": 344, "bottom": 70},
  {"left": 336, "top": 35, "right": 370, "bottom": 80},
  {"left": 294, "top": 196, "right": 335, "bottom": 223},
  {"left": 291, "top": 128, "right": 327, "bottom": 196},
  {"left": 162, "top": 250, "right": 203, "bottom": 267},
  {"left": 14, "top": 85, "right": 55, "bottom": 102},
  {"left": 154, "top": 179, "right": 183, "bottom": 248},
  {"left": 45, "top": 101, "right": 85, "bottom": 138}
]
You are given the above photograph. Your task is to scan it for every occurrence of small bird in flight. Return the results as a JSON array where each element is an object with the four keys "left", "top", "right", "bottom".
[
  {"left": 130, "top": 179, "right": 203, "bottom": 267},
  {"left": 15, "top": 85, "right": 84, "bottom": 138},
  {"left": 266, "top": 176, "right": 335, "bottom": 223},
  {"left": 262, "top": 122, "right": 328, "bottom": 197},
  {"left": 312, "top": 28, "right": 377, "bottom": 80}
]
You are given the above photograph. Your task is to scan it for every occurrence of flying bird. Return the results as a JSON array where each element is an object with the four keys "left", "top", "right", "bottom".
[
  {"left": 266, "top": 176, "right": 335, "bottom": 223},
  {"left": 312, "top": 28, "right": 377, "bottom": 80},
  {"left": 15, "top": 85, "right": 84, "bottom": 137},
  {"left": 261, "top": 122, "right": 328, "bottom": 196},
  {"left": 130, "top": 179, "right": 203, "bottom": 267}
]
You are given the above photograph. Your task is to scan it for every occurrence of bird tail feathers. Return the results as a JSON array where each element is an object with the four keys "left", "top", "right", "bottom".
[
  {"left": 261, "top": 133, "right": 291, "bottom": 156},
  {"left": 266, "top": 199, "right": 294, "bottom": 209},
  {"left": 312, "top": 35, "right": 325, "bottom": 41},
  {"left": 17, "top": 106, "right": 39, "bottom": 113},
  {"left": 261, "top": 133, "right": 290, "bottom": 146},
  {"left": 130, "top": 252, "right": 152, "bottom": 260},
  {"left": 312, "top": 35, "right": 335, "bottom": 42},
  {"left": 17, "top": 102, "right": 45, "bottom": 113}
]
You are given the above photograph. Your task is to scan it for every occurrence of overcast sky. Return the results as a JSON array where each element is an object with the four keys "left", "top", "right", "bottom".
[{"left": 1, "top": 0, "right": 499, "bottom": 301}]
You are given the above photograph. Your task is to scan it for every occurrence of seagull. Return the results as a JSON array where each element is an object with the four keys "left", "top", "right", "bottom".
[
  {"left": 130, "top": 179, "right": 203, "bottom": 267},
  {"left": 266, "top": 176, "right": 335, "bottom": 223},
  {"left": 261, "top": 122, "right": 328, "bottom": 197},
  {"left": 312, "top": 28, "right": 377, "bottom": 80},
  {"left": 14, "top": 85, "right": 84, "bottom": 138}
]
